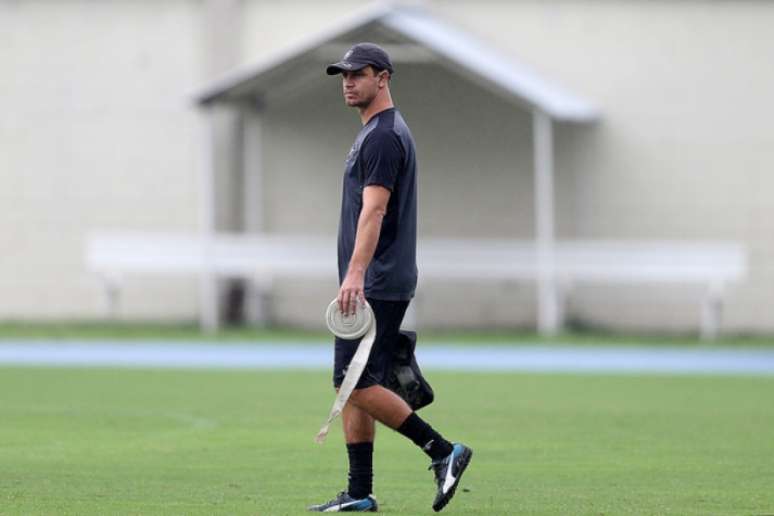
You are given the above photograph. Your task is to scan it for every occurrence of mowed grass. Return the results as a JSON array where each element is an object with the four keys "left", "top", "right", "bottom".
[
  {"left": 3, "top": 320, "right": 774, "bottom": 347},
  {"left": 1, "top": 368, "right": 773, "bottom": 515}
]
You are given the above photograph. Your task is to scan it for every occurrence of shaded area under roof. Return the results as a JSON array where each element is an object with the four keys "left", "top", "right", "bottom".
[{"left": 193, "top": 3, "right": 599, "bottom": 122}]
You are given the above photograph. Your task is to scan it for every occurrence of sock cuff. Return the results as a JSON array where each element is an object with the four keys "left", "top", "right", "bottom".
[
  {"left": 396, "top": 411, "right": 419, "bottom": 433},
  {"left": 346, "top": 441, "right": 374, "bottom": 452},
  {"left": 395, "top": 411, "right": 453, "bottom": 460}
]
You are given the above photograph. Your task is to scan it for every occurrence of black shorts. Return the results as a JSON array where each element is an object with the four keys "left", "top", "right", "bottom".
[{"left": 333, "top": 298, "right": 410, "bottom": 390}]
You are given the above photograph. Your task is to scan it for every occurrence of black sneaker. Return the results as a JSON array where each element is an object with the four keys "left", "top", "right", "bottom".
[
  {"left": 429, "top": 443, "right": 473, "bottom": 512},
  {"left": 307, "top": 491, "right": 378, "bottom": 512}
]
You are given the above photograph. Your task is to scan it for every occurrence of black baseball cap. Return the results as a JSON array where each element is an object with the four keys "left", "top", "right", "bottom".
[{"left": 326, "top": 42, "right": 394, "bottom": 75}]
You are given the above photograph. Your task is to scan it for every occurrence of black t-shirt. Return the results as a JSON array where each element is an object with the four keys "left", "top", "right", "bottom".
[{"left": 337, "top": 108, "right": 418, "bottom": 301}]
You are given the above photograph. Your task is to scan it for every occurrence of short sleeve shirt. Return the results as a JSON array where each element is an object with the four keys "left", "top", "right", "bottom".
[{"left": 337, "top": 108, "right": 418, "bottom": 301}]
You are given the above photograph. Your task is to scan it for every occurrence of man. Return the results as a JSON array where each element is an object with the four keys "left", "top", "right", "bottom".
[{"left": 308, "top": 43, "right": 472, "bottom": 513}]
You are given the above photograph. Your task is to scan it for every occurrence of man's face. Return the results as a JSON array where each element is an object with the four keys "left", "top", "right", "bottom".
[{"left": 341, "top": 66, "right": 384, "bottom": 108}]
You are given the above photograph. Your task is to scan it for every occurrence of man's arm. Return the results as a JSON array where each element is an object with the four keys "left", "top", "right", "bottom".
[{"left": 338, "top": 185, "right": 391, "bottom": 315}]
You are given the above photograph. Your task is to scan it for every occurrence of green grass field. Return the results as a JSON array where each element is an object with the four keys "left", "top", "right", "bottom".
[
  {"left": 2, "top": 320, "right": 774, "bottom": 347},
  {"left": 1, "top": 367, "right": 773, "bottom": 515}
]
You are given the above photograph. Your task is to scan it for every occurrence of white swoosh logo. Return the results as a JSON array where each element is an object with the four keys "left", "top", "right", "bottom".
[
  {"left": 442, "top": 453, "right": 456, "bottom": 493},
  {"left": 324, "top": 499, "right": 365, "bottom": 512}
]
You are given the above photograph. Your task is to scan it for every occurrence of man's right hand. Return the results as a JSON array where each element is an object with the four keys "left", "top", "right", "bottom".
[{"left": 338, "top": 268, "right": 366, "bottom": 316}]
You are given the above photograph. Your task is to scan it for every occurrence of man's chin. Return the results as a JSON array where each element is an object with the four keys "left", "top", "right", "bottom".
[{"left": 345, "top": 97, "right": 370, "bottom": 109}]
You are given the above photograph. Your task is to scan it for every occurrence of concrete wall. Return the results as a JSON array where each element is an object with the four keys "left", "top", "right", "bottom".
[
  {"left": 245, "top": 1, "right": 774, "bottom": 332},
  {"left": 438, "top": 0, "right": 774, "bottom": 332},
  {"left": 3, "top": 0, "right": 774, "bottom": 333},
  {"left": 0, "top": 0, "right": 202, "bottom": 320}
]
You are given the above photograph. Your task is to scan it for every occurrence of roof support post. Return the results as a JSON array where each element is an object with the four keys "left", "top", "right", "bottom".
[
  {"left": 533, "top": 110, "right": 561, "bottom": 335},
  {"left": 242, "top": 102, "right": 272, "bottom": 325},
  {"left": 199, "top": 106, "right": 219, "bottom": 333},
  {"left": 242, "top": 102, "right": 264, "bottom": 232}
]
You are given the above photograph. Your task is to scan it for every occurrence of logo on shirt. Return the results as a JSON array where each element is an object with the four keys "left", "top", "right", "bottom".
[{"left": 346, "top": 144, "right": 358, "bottom": 163}]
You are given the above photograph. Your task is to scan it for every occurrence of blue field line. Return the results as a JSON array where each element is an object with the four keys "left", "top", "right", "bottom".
[{"left": 1, "top": 341, "right": 774, "bottom": 375}]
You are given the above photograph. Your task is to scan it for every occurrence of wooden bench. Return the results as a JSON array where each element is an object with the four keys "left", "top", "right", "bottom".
[{"left": 86, "top": 231, "right": 747, "bottom": 339}]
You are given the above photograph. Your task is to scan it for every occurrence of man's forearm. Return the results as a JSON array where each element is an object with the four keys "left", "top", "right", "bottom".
[
  {"left": 348, "top": 207, "right": 385, "bottom": 275},
  {"left": 338, "top": 185, "right": 391, "bottom": 314}
]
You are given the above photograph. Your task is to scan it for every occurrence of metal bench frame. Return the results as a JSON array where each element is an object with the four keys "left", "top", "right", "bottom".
[{"left": 86, "top": 231, "right": 747, "bottom": 339}]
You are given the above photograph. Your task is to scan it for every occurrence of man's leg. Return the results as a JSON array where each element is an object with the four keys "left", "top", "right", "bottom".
[
  {"left": 342, "top": 401, "right": 375, "bottom": 442},
  {"left": 317, "top": 299, "right": 471, "bottom": 512},
  {"left": 309, "top": 334, "right": 386, "bottom": 512},
  {"left": 349, "top": 384, "right": 472, "bottom": 512},
  {"left": 342, "top": 402, "right": 375, "bottom": 500},
  {"left": 349, "top": 385, "right": 453, "bottom": 460},
  {"left": 308, "top": 402, "right": 379, "bottom": 513}
]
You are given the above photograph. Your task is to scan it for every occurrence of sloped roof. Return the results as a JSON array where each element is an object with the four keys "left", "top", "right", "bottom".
[{"left": 193, "top": 3, "right": 599, "bottom": 122}]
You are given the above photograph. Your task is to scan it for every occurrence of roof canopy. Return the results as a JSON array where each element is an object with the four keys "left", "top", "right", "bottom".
[{"left": 193, "top": 3, "right": 599, "bottom": 122}]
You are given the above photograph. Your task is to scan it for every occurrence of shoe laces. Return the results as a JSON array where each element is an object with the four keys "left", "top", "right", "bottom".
[
  {"left": 327, "top": 491, "right": 348, "bottom": 505},
  {"left": 428, "top": 457, "right": 448, "bottom": 482}
]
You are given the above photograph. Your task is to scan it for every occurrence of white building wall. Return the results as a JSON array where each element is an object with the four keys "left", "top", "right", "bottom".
[
  {"left": 0, "top": 1, "right": 202, "bottom": 319},
  {"left": 3, "top": 0, "right": 774, "bottom": 333},
  {"left": 438, "top": 0, "right": 774, "bottom": 332}
]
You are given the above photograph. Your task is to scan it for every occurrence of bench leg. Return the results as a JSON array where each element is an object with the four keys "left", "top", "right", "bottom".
[
  {"left": 199, "top": 273, "right": 219, "bottom": 333},
  {"left": 700, "top": 283, "right": 724, "bottom": 341},
  {"left": 99, "top": 274, "right": 121, "bottom": 319},
  {"left": 245, "top": 277, "right": 273, "bottom": 326},
  {"left": 555, "top": 281, "right": 570, "bottom": 333},
  {"left": 537, "top": 278, "right": 563, "bottom": 336}
]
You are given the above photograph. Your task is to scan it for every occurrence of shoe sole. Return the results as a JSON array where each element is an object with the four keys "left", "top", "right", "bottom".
[
  {"left": 432, "top": 447, "right": 473, "bottom": 512},
  {"left": 308, "top": 497, "right": 378, "bottom": 512},
  {"left": 310, "top": 501, "right": 378, "bottom": 512}
]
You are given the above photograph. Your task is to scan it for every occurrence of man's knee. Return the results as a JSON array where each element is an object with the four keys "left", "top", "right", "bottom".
[
  {"left": 345, "top": 413, "right": 374, "bottom": 439},
  {"left": 349, "top": 385, "right": 378, "bottom": 406}
]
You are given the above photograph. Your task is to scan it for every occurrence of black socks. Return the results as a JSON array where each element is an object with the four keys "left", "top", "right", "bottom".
[
  {"left": 346, "top": 442, "right": 373, "bottom": 499},
  {"left": 396, "top": 412, "right": 454, "bottom": 461},
  {"left": 346, "top": 415, "right": 453, "bottom": 498}
]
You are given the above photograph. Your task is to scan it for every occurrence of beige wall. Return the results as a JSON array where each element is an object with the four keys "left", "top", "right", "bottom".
[
  {"left": 437, "top": 0, "right": 774, "bottom": 331},
  {"left": 3, "top": 0, "right": 774, "bottom": 333},
  {"left": 248, "top": 1, "right": 774, "bottom": 332},
  {"left": 0, "top": 1, "right": 202, "bottom": 319}
]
